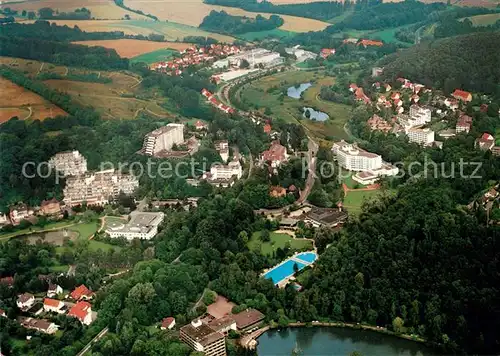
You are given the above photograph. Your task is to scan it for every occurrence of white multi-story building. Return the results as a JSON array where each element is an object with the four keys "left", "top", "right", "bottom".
[
  {"left": 217, "top": 48, "right": 283, "bottom": 69},
  {"left": 49, "top": 151, "right": 87, "bottom": 176},
  {"left": 63, "top": 169, "right": 138, "bottom": 207},
  {"left": 332, "top": 141, "right": 382, "bottom": 171},
  {"left": 214, "top": 140, "right": 229, "bottom": 162},
  {"left": 407, "top": 126, "right": 435, "bottom": 146},
  {"left": 180, "top": 319, "right": 226, "bottom": 356},
  {"left": 409, "top": 105, "right": 432, "bottom": 125},
  {"left": 202, "top": 160, "right": 243, "bottom": 188},
  {"left": 142, "top": 124, "right": 184, "bottom": 156},
  {"left": 105, "top": 211, "right": 164, "bottom": 240}
]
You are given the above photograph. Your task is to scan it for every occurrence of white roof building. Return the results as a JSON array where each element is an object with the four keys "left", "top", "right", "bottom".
[
  {"left": 105, "top": 211, "right": 164, "bottom": 240},
  {"left": 407, "top": 126, "right": 435, "bottom": 146},
  {"left": 332, "top": 141, "right": 382, "bottom": 172}
]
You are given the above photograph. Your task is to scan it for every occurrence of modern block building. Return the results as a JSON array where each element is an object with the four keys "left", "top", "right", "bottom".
[
  {"left": 180, "top": 319, "right": 226, "bottom": 356},
  {"left": 105, "top": 211, "right": 164, "bottom": 240},
  {"left": 63, "top": 169, "right": 138, "bottom": 207},
  {"left": 407, "top": 126, "right": 435, "bottom": 146},
  {"left": 203, "top": 160, "right": 243, "bottom": 188},
  {"left": 49, "top": 150, "right": 88, "bottom": 176},
  {"left": 332, "top": 141, "right": 382, "bottom": 172},
  {"left": 142, "top": 124, "right": 184, "bottom": 156}
]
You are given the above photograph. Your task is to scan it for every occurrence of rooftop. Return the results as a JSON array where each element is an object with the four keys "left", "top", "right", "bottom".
[
  {"left": 105, "top": 211, "right": 164, "bottom": 235},
  {"left": 180, "top": 322, "right": 225, "bottom": 346},
  {"left": 306, "top": 207, "right": 348, "bottom": 225},
  {"left": 231, "top": 309, "right": 265, "bottom": 329},
  {"left": 207, "top": 295, "right": 235, "bottom": 320}
]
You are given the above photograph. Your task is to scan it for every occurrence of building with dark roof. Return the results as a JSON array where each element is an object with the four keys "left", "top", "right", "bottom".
[
  {"left": 305, "top": 206, "right": 348, "bottom": 228},
  {"left": 231, "top": 309, "right": 265, "bottom": 331},
  {"left": 180, "top": 319, "right": 226, "bottom": 356}
]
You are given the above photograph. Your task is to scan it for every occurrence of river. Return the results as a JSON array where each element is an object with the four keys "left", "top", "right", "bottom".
[{"left": 257, "top": 327, "right": 433, "bottom": 356}]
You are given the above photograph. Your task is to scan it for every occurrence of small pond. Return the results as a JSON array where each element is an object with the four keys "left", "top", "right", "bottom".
[
  {"left": 287, "top": 83, "right": 312, "bottom": 99},
  {"left": 303, "top": 107, "right": 329, "bottom": 121}
]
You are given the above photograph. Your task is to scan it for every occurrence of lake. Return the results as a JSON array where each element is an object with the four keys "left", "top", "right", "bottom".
[
  {"left": 257, "top": 327, "right": 433, "bottom": 356},
  {"left": 287, "top": 83, "right": 312, "bottom": 99},
  {"left": 303, "top": 107, "right": 329, "bottom": 121}
]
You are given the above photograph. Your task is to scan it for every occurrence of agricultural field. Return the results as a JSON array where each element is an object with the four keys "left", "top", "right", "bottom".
[
  {"left": 239, "top": 70, "right": 351, "bottom": 141},
  {"left": 248, "top": 231, "right": 312, "bottom": 256},
  {"left": 126, "top": 0, "right": 330, "bottom": 32},
  {"left": 72, "top": 39, "right": 192, "bottom": 58},
  {"left": 464, "top": 13, "right": 500, "bottom": 26},
  {"left": 22, "top": 19, "right": 236, "bottom": 42},
  {"left": 0, "top": 77, "right": 67, "bottom": 123},
  {"left": 130, "top": 49, "right": 178, "bottom": 64},
  {"left": 238, "top": 28, "right": 295, "bottom": 41},
  {"left": 1, "top": 0, "right": 148, "bottom": 20}
]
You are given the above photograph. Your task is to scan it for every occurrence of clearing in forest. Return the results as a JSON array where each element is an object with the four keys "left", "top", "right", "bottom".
[
  {"left": 464, "top": 13, "right": 500, "bottom": 26},
  {"left": 72, "top": 39, "right": 192, "bottom": 58},
  {"left": 0, "top": 77, "right": 67, "bottom": 123}
]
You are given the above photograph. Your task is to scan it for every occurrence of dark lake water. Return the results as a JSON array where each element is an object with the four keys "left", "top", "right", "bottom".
[
  {"left": 257, "top": 327, "right": 433, "bottom": 356},
  {"left": 287, "top": 83, "right": 312, "bottom": 99}
]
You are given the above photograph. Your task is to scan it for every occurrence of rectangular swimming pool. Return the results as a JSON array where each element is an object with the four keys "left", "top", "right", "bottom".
[
  {"left": 263, "top": 259, "right": 307, "bottom": 284},
  {"left": 295, "top": 252, "right": 317, "bottom": 263}
]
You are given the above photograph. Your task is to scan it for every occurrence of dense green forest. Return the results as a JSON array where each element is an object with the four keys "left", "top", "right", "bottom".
[
  {"left": 38, "top": 7, "right": 92, "bottom": 20},
  {"left": 381, "top": 31, "right": 500, "bottom": 95},
  {"left": 114, "top": 0, "right": 158, "bottom": 21},
  {"left": 434, "top": 18, "right": 500, "bottom": 39},
  {"left": 200, "top": 10, "right": 284, "bottom": 35}
]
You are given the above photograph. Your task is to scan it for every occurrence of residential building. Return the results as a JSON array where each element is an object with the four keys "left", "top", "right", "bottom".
[
  {"left": 0, "top": 309, "right": 6, "bottom": 318},
  {"left": 438, "top": 129, "right": 457, "bottom": 139},
  {"left": 9, "top": 203, "right": 33, "bottom": 225},
  {"left": 161, "top": 317, "right": 176, "bottom": 330},
  {"left": 195, "top": 120, "right": 208, "bottom": 131},
  {"left": 68, "top": 301, "right": 93, "bottom": 325},
  {"left": 332, "top": 141, "right": 382, "bottom": 172},
  {"left": 0, "top": 213, "right": 9, "bottom": 226},
  {"left": 452, "top": 89, "right": 472, "bottom": 102},
  {"left": 180, "top": 319, "right": 226, "bottom": 356},
  {"left": 40, "top": 198, "right": 61, "bottom": 216},
  {"left": 371, "top": 67, "right": 383, "bottom": 77},
  {"left": 231, "top": 309, "right": 265, "bottom": 332},
  {"left": 43, "top": 298, "right": 66, "bottom": 314},
  {"left": 456, "top": 114, "right": 473, "bottom": 133},
  {"left": 261, "top": 141, "right": 288, "bottom": 167},
  {"left": 17, "top": 293, "right": 35, "bottom": 311},
  {"left": 203, "top": 160, "right": 243, "bottom": 187},
  {"left": 476, "top": 133, "right": 495, "bottom": 151},
  {"left": 285, "top": 46, "right": 317, "bottom": 62},
  {"left": 320, "top": 48, "right": 336, "bottom": 58},
  {"left": 48, "top": 151, "right": 87, "bottom": 176},
  {"left": 367, "top": 114, "right": 392, "bottom": 133},
  {"left": 18, "top": 317, "right": 58, "bottom": 334},
  {"left": 215, "top": 140, "right": 229, "bottom": 162},
  {"left": 207, "top": 316, "right": 237, "bottom": 334},
  {"left": 304, "top": 206, "right": 348, "bottom": 228},
  {"left": 270, "top": 186, "right": 287, "bottom": 198},
  {"left": 70, "top": 285, "right": 94, "bottom": 301},
  {"left": 0, "top": 276, "right": 14, "bottom": 288},
  {"left": 352, "top": 163, "right": 399, "bottom": 185},
  {"left": 409, "top": 105, "right": 432, "bottom": 125},
  {"left": 142, "top": 124, "right": 185, "bottom": 156},
  {"left": 63, "top": 169, "right": 138, "bottom": 207},
  {"left": 47, "top": 284, "right": 63, "bottom": 297},
  {"left": 357, "top": 39, "right": 383, "bottom": 48},
  {"left": 105, "top": 211, "right": 164, "bottom": 240},
  {"left": 407, "top": 126, "right": 435, "bottom": 146},
  {"left": 444, "top": 98, "right": 459, "bottom": 110}
]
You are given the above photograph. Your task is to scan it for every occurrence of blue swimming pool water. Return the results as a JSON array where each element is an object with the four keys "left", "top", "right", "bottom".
[
  {"left": 296, "top": 252, "right": 318, "bottom": 263},
  {"left": 263, "top": 260, "right": 307, "bottom": 284}
]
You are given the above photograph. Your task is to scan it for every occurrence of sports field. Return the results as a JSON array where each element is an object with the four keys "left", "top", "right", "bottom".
[
  {"left": 248, "top": 231, "right": 313, "bottom": 256},
  {"left": 72, "top": 39, "right": 192, "bottom": 58},
  {"left": 126, "top": 0, "right": 329, "bottom": 32},
  {"left": 0, "top": 77, "right": 67, "bottom": 123}
]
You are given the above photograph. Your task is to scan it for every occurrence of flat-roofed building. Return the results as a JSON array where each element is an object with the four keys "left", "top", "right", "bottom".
[
  {"left": 231, "top": 309, "right": 265, "bottom": 332},
  {"left": 63, "top": 169, "right": 138, "bottom": 207},
  {"left": 207, "top": 316, "right": 237, "bottom": 334},
  {"left": 304, "top": 206, "right": 348, "bottom": 228},
  {"left": 407, "top": 126, "right": 435, "bottom": 146},
  {"left": 49, "top": 150, "right": 87, "bottom": 176},
  {"left": 214, "top": 140, "right": 229, "bottom": 162},
  {"left": 180, "top": 319, "right": 226, "bottom": 356},
  {"left": 105, "top": 211, "right": 164, "bottom": 240},
  {"left": 332, "top": 141, "right": 382, "bottom": 172},
  {"left": 203, "top": 160, "right": 242, "bottom": 188},
  {"left": 142, "top": 124, "right": 184, "bottom": 156}
]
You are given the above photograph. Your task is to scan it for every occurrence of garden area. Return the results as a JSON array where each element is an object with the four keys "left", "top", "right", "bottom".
[{"left": 248, "top": 230, "right": 312, "bottom": 256}]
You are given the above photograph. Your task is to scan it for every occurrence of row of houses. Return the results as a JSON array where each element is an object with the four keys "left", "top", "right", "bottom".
[
  {"left": 201, "top": 89, "right": 236, "bottom": 114},
  {"left": 1, "top": 198, "right": 62, "bottom": 227}
]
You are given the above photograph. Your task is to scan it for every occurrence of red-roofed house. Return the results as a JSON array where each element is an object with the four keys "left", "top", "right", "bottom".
[
  {"left": 161, "top": 317, "right": 176, "bottom": 330},
  {"left": 263, "top": 124, "right": 272, "bottom": 134},
  {"left": 195, "top": 120, "right": 208, "bottom": 131},
  {"left": 456, "top": 115, "right": 472, "bottom": 133},
  {"left": 349, "top": 83, "right": 358, "bottom": 92},
  {"left": 40, "top": 198, "right": 61, "bottom": 216},
  {"left": 0, "top": 276, "right": 14, "bottom": 287},
  {"left": 476, "top": 133, "right": 495, "bottom": 151},
  {"left": 70, "top": 285, "right": 93, "bottom": 301},
  {"left": 68, "top": 301, "right": 93, "bottom": 325},
  {"left": 201, "top": 89, "right": 213, "bottom": 99},
  {"left": 391, "top": 92, "right": 400, "bottom": 100},
  {"left": 0, "top": 309, "right": 6, "bottom": 318},
  {"left": 43, "top": 298, "right": 65, "bottom": 314},
  {"left": 357, "top": 39, "right": 383, "bottom": 48},
  {"left": 320, "top": 48, "right": 336, "bottom": 58},
  {"left": 261, "top": 141, "right": 288, "bottom": 168},
  {"left": 384, "top": 83, "right": 392, "bottom": 92},
  {"left": 354, "top": 88, "right": 370, "bottom": 104},
  {"left": 452, "top": 89, "right": 472, "bottom": 102}
]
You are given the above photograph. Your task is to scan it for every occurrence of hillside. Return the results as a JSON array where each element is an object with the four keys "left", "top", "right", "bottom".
[{"left": 381, "top": 31, "right": 500, "bottom": 94}]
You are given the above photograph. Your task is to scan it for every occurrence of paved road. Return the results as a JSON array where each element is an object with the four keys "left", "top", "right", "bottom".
[
  {"left": 76, "top": 327, "right": 109, "bottom": 356},
  {"left": 297, "top": 136, "right": 319, "bottom": 204}
]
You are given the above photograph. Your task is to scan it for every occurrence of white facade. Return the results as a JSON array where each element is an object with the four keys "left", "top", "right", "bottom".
[
  {"left": 43, "top": 300, "right": 65, "bottom": 314},
  {"left": 106, "top": 211, "right": 164, "bottom": 240},
  {"left": 17, "top": 294, "right": 35, "bottom": 310},
  {"left": 49, "top": 151, "right": 88, "bottom": 176},
  {"left": 407, "top": 126, "right": 435, "bottom": 146},
  {"left": 409, "top": 105, "right": 432, "bottom": 125},
  {"left": 143, "top": 124, "right": 184, "bottom": 156},
  {"left": 47, "top": 284, "right": 63, "bottom": 297},
  {"left": 332, "top": 141, "right": 382, "bottom": 171},
  {"left": 210, "top": 161, "right": 242, "bottom": 180}
]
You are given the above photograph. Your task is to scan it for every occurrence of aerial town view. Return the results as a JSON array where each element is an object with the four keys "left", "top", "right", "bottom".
[{"left": 0, "top": 0, "right": 499, "bottom": 355}]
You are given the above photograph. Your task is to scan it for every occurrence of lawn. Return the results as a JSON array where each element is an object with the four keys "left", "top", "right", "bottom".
[
  {"left": 131, "top": 48, "right": 179, "bottom": 64},
  {"left": 367, "top": 26, "right": 413, "bottom": 46},
  {"left": 0, "top": 220, "right": 79, "bottom": 241},
  {"left": 248, "top": 231, "right": 312, "bottom": 256},
  {"left": 343, "top": 189, "right": 384, "bottom": 215},
  {"left": 69, "top": 222, "right": 100, "bottom": 239},
  {"left": 239, "top": 70, "right": 351, "bottom": 141},
  {"left": 238, "top": 28, "right": 295, "bottom": 41}
]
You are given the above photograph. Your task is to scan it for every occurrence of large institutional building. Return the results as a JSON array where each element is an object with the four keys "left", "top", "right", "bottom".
[
  {"left": 213, "top": 48, "right": 282, "bottom": 69},
  {"left": 105, "top": 211, "right": 164, "bottom": 240},
  {"left": 407, "top": 126, "right": 435, "bottom": 146},
  {"left": 63, "top": 169, "right": 138, "bottom": 207},
  {"left": 180, "top": 319, "right": 227, "bottom": 356},
  {"left": 49, "top": 151, "right": 87, "bottom": 176},
  {"left": 203, "top": 160, "right": 243, "bottom": 188},
  {"left": 142, "top": 124, "right": 184, "bottom": 156}
]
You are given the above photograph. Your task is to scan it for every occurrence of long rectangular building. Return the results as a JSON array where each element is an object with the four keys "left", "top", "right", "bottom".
[
  {"left": 180, "top": 319, "right": 226, "bottom": 356},
  {"left": 142, "top": 124, "right": 184, "bottom": 156},
  {"left": 105, "top": 211, "right": 164, "bottom": 240},
  {"left": 332, "top": 140, "right": 382, "bottom": 171}
]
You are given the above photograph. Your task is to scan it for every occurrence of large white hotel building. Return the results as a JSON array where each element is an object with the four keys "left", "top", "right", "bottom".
[
  {"left": 332, "top": 141, "right": 382, "bottom": 171},
  {"left": 142, "top": 124, "right": 184, "bottom": 156}
]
